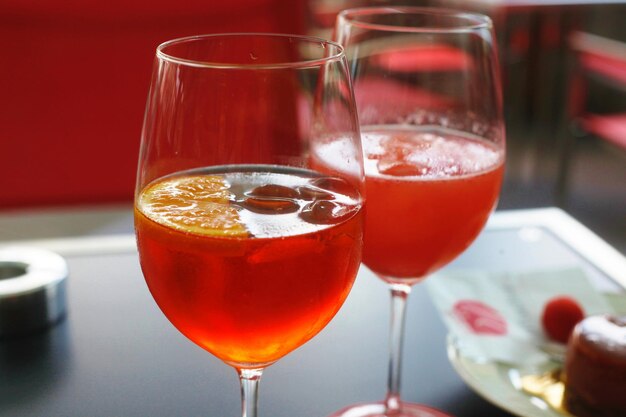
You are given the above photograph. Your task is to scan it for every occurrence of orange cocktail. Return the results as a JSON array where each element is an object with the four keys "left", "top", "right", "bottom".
[
  {"left": 135, "top": 166, "right": 363, "bottom": 367},
  {"left": 361, "top": 126, "right": 504, "bottom": 281}
]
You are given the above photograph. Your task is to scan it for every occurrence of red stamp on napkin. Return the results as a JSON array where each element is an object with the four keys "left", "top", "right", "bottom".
[{"left": 453, "top": 300, "right": 508, "bottom": 336}]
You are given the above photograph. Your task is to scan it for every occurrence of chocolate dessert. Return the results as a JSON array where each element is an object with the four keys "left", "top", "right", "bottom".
[{"left": 563, "top": 315, "right": 626, "bottom": 417}]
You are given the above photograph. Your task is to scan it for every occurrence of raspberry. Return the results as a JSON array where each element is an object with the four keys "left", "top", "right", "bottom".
[{"left": 541, "top": 296, "right": 585, "bottom": 344}]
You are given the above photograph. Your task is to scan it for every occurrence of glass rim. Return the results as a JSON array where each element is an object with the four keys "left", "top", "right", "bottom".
[
  {"left": 156, "top": 32, "right": 346, "bottom": 69},
  {"left": 337, "top": 6, "right": 492, "bottom": 34}
]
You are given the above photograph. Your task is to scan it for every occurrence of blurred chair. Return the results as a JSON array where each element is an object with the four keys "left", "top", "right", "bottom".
[
  {"left": 0, "top": 0, "right": 306, "bottom": 209},
  {"left": 555, "top": 31, "right": 626, "bottom": 206}
]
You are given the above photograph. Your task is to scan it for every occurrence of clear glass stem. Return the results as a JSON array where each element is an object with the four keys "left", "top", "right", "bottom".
[
  {"left": 238, "top": 368, "right": 264, "bottom": 417},
  {"left": 384, "top": 283, "right": 412, "bottom": 414}
]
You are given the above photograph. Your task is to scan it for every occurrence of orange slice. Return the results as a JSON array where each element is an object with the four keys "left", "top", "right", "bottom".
[{"left": 138, "top": 175, "right": 248, "bottom": 237}]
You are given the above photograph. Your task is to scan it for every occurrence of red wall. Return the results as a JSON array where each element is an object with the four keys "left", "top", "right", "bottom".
[{"left": 0, "top": 0, "right": 307, "bottom": 209}]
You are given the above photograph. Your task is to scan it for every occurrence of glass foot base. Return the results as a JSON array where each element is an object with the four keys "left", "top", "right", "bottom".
[{"left": 327, "top": 401, "right": 452, "bottom": 417}]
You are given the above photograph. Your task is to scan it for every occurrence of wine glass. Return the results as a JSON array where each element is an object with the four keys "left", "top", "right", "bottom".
[
  {"left": 134, "top": 33, "right": 365, "bottom": 417},
  {"left": 332, "top": 7, "right": 505, "bottom": 417}
]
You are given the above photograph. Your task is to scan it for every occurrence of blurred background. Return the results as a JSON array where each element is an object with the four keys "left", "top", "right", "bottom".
[{"left": 1, "top": 0, "right": 624, "bottom": 252}]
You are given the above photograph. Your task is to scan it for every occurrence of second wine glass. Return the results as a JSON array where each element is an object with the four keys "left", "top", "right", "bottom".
[{"left": 332, "top": 7, "right": 506, "bottom": 417}]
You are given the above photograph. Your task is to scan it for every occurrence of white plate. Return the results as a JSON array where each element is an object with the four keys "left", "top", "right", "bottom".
[
  {"left": 447, "top": 293, "right": 626, "bottom": 417},
  {"left": 447, "top": 334, "right": 568, "bottom": 417}
]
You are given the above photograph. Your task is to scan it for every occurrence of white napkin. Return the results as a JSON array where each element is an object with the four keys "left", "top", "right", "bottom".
[{"left": 426, "top": 267, "right": 614, "bottom": 366}]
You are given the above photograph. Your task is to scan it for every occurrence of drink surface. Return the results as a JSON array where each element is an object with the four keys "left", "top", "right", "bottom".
[
  {"left": 333, "top": 125, "right": 503, "bottom": 281},
  {"left": 135, "top": 165, "right": 363, "bottom": 367}
]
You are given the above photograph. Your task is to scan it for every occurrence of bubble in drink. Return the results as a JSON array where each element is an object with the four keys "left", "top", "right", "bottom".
[
  {"left": 241, "top": 197, "right": 300, "bottom": 214},
  {"left": 296, "top": 185, "right": 335, "bottom": 201},
  {"left": 246, "top": 184, "right": 299, "bottom": 199},
  {"left": 309, "top": 177, "right": 356, "bottom": 197},
  {"left": 300, "top": 200, "right": 354, "bottom": 224}
]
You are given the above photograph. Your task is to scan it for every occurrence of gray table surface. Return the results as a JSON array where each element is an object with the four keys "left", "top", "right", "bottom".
[{"left": 1, "top": 208, "right": 624, "bottom": 417}]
